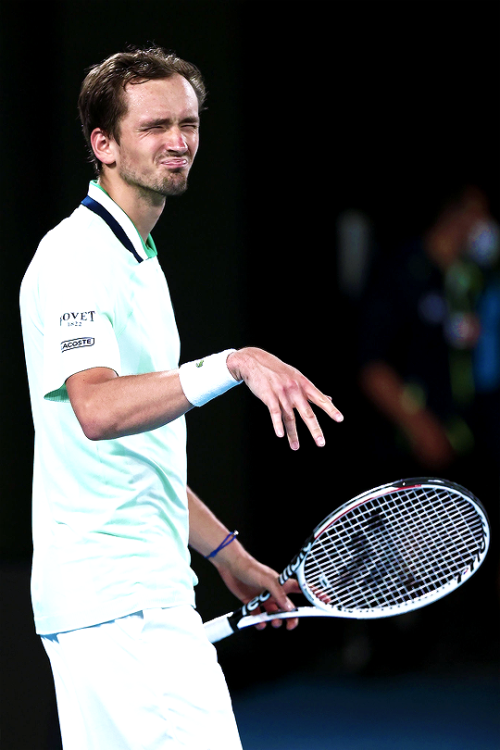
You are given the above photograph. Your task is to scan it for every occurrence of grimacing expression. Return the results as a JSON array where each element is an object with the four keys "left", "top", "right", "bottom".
[{"left": 111, "top": 75, "right": 200, "bottom": 199}]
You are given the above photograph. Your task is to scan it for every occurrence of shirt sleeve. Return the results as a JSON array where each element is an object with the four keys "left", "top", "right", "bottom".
[{"left": 40, "top": 254, "right": 121, "bottom": 403}]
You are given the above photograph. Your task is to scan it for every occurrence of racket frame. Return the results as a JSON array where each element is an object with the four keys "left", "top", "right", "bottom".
[
  {"left": 204, "top": 477, "right": 489, "bottom": 642},
  {"left": 295, "top": 477, "right": 489, "bottom": 619}
]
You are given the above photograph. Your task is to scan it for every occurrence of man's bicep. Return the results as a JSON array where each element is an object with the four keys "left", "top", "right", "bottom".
[
  {"left": 43, "top": 306, "right": 121, "bottom": 403},
  {"left": 65, "top": 367, "right": 119, "bottom": 438}
]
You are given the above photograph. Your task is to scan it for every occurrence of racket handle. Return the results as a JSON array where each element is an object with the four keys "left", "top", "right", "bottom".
[{"left": 204, "top": 613, "right": 237, "bottom": 643}]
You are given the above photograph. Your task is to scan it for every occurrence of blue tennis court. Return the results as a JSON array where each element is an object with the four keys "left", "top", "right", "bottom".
[{"left": 233, "top": 672, "right": 499, "bottom": 750}]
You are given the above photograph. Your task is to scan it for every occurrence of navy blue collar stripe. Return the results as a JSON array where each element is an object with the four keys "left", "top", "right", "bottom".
[{"left": 81, "top": 195, "right": 143, "bottom": 264}]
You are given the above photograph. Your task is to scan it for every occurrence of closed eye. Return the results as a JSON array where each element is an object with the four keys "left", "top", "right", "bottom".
[{"left": 141, "top": 118, "right": 200, "bottom": 132}]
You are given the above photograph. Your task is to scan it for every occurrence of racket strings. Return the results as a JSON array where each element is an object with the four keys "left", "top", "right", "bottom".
[{"left": 304, "top": 486, "right": 487, "bottom": 612}]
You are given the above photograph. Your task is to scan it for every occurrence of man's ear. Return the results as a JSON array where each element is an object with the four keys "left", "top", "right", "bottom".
[{"left": 90, "top": 128, "right": 117, "bottom": 167}]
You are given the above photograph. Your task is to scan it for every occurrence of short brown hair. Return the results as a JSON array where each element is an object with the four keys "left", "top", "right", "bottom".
[{"left": 78, "top": 46, "right": 207, "bottom": 173}]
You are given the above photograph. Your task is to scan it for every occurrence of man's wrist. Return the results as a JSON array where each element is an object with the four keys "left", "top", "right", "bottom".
[
  {"left": 226, "top": 349, "right": 243, "bottom": 382},
  {"left": 204, "top": 531, "right": 239, "bottom": 559},
  {"left": 226, "top": 346, "right": 259, "bottom": 383},
  {"left": 179, "top": 349, "right": 243, "bottom": 407}
]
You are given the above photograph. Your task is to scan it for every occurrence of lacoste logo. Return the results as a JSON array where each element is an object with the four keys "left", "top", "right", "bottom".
[
  {"left": 61, "top": 338, "right": 95, "bottom": 353},
  {"left": 196, "top": 360, "right": 205, "bottom": 368}
]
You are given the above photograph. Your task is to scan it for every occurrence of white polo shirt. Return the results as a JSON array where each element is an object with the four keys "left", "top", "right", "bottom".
[{"left": 20, "top": 181, "right": 197, "bottom": 635}]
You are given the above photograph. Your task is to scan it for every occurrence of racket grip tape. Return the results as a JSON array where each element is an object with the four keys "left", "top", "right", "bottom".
[{"left": 204, "top": 612, "right": 239, "bottom": 643}]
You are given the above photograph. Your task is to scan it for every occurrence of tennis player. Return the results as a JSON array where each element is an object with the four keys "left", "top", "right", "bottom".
[{"left": 20, "top": 46, "right": 343, "bottom": 749}]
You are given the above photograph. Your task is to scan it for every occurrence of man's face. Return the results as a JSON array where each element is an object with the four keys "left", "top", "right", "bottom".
[{"left": 111, "top": 74, "right": 200, "bottom": 199}]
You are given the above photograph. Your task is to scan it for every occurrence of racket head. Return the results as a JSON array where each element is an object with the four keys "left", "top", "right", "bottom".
[{"left": 295, "top": 477, "right": 489, "bottom": 619}]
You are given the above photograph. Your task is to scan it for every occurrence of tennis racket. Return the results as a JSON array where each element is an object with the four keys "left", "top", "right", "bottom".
[{"left": 204, "top": 477, "right": 489, "bottom": 643}]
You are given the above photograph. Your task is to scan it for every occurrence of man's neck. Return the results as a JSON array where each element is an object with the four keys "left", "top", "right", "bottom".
[{"left": 98, "top": 172, "right": 165, "bottom": 242}]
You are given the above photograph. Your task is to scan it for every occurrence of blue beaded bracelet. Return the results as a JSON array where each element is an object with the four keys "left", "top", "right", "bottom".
[{"left": 205, "top": 531, "right": 239, "bottom": 559}]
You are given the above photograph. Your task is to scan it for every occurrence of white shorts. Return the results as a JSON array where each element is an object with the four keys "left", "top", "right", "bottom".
[{"left": 41, "top": 606, "right": 242, "bottom": 750}]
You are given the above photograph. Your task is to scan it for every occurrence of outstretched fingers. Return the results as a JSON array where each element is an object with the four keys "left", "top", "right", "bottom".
[
  {"left": 269, "top": 382, "right": 343, "bottom": 451},
  {"left": 227, "top": 348, "right": 343, "bottom": 449},
  {"left": 295, "top": 394, "right": 328, "bottom": 449}
]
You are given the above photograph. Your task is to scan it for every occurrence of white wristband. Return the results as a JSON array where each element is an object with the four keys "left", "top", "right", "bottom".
[{"left": 179, "top": 349, "right": 243, "bottom": 407}]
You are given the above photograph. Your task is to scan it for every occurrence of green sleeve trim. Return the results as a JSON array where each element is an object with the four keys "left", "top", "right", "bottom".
[{"left": 44, "top": 383, "right": 70, "bottom": 403}]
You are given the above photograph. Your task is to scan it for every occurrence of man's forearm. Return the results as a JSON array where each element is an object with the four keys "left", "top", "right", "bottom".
[
  {"left": 66, "top": 367, "right": 192, "bottom": 441},
  {"left": 67, "top": 345, "right": 343, "bottom": 447},
  {"left": 187, "top": 486, "right": 236, "bottom": 559},
  {"left": 358, "top": 360, "right": 454, "bottom": 467},
  {"left": 359, "top": 360, "right": 422, "bottom": 429}
]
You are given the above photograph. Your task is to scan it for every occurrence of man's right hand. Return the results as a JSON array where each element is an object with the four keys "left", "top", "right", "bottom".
[{"left": 226, "top": 347, "right": 344, "bottom": 450}]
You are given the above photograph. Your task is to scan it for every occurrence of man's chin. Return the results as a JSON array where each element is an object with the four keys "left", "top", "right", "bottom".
[
  {"left": 163, "top": 182, "right": 188, "bottom": 197},
  {"left": 159, "top": 174, "right": 189, "bottom": 197},
  {"left": 122, "top": 170, "right": 188, "bottom": 200}
]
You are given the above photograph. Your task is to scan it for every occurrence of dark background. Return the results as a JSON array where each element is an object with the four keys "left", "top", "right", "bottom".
[{"left": 1, "top": 1, "right": 498, "bottom": 747}]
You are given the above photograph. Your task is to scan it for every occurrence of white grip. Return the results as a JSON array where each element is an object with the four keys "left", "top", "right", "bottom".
[{"left": 204, "top": 614, "right": 236, "bottom": 644}]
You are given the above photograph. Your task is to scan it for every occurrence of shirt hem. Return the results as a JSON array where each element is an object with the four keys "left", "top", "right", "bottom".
[{"left": 34, "top": 590, "right": 196, "bottom": 636}]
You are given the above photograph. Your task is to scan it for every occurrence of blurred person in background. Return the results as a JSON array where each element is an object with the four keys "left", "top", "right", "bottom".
[
  {"left": 350, "top": 184, "right": 499, "bottom": 674},
  {"left": 358, "top": 184, "right": 499, "bottom": 492}
]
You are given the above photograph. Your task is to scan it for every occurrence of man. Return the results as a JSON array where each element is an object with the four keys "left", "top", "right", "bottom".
[
  {"left": 358, "top": 185, "right": 498, "bottom": 472},
  {"left": 20, "top": 47, "right": 343, "bottom": 749}
]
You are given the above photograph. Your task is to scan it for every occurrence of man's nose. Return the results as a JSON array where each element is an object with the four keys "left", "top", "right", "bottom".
[{"left": 165, "top": 127, "right": 188, "bottom": 153}]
